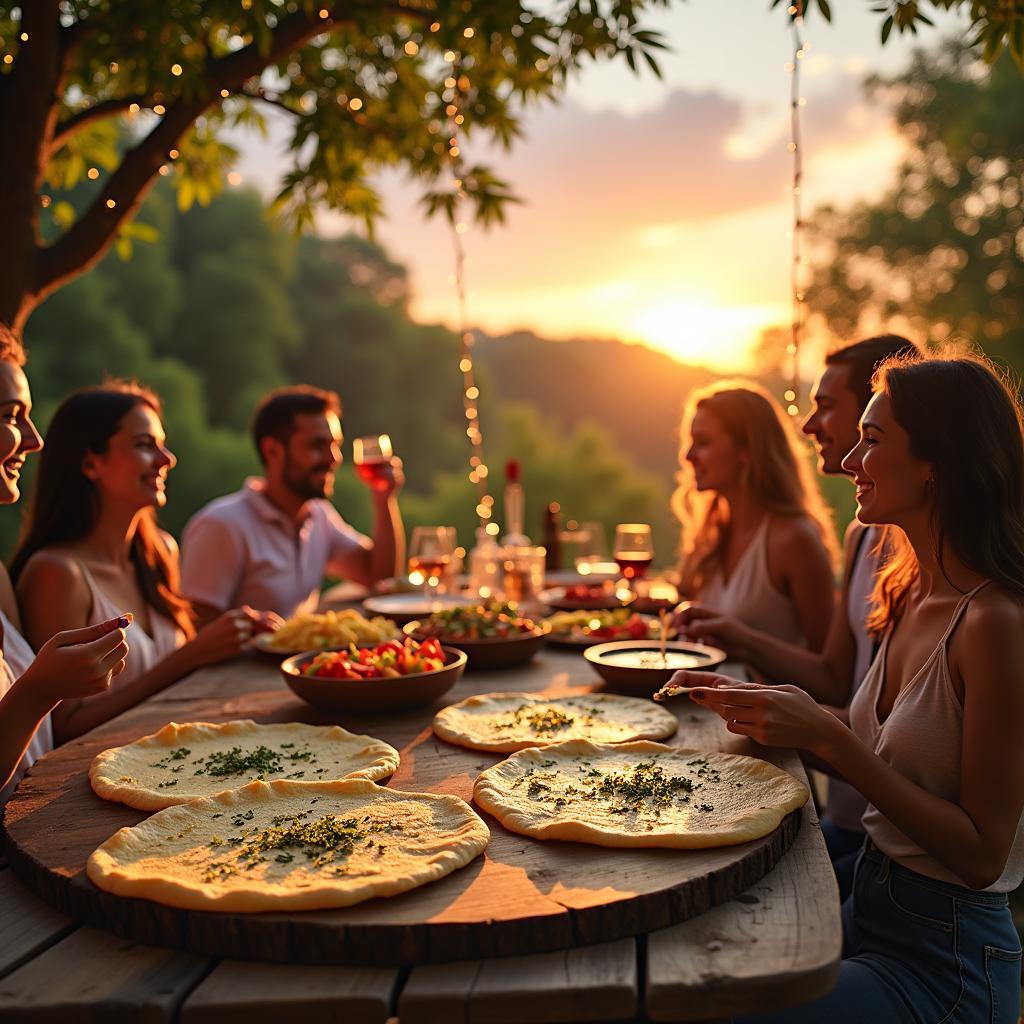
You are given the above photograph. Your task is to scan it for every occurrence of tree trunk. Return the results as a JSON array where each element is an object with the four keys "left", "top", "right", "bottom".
[{"left": 0, "top": 0, "right": 64, "bottom": 336}]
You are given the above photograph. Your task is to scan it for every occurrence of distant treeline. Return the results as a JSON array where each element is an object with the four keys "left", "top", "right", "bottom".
[{"left": 16, "top": 184, "right": 711, "bottom": 566}]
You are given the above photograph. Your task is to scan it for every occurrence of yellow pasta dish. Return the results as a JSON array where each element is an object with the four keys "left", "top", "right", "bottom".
[{"left": 260, "top": 610, "right": 401, "bottom": 653}]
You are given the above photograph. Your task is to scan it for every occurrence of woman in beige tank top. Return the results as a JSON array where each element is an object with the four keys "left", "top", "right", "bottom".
[
  {"left": 11, "top": 383, "right": 280, "bottom": 744},
  {"left": 673, "top": 353, "right": 1024, "bottom": 1023},
  {"left": 672, "top": 381, "right": 838, "bottom": 651}
]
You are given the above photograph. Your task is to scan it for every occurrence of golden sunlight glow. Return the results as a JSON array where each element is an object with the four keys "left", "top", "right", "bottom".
[{"left": 631, "top": 298, "right": 785, "bottom": 370}]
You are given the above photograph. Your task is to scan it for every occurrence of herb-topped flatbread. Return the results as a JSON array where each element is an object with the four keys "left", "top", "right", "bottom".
[
  {"left": 473, "top": 740, "right": 808, "bottom": 848},
  {"left": 87, "top": 779, "right": 489, "bottom": 912},
  {"left": 432, "top": 692, "right": 677, "bottom": 753},
  {"left": 90, "top": 720, "right": 399, "bottom": 810}
]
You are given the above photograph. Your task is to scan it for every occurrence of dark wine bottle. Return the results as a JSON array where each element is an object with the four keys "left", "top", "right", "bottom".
[{"left": 542, "top": 502, "right": 561, "bottom": 572}]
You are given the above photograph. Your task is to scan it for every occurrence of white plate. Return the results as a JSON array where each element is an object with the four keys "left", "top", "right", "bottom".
[
  {"left": 545, "top": 565, "right": 620, "bottom": 585},
  {"left": 362, "top": 594, "right": 478, "bottom": 618}
]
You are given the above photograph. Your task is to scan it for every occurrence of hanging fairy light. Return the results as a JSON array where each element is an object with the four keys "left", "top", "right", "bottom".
[
  {"left": 442, "top": 45, "right": 499, "bottom": 537},
  {"left": 784, "top": 1, "right": 806, "bottom": 416}
]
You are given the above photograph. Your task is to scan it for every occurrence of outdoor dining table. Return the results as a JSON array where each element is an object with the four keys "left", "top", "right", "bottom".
[{"left": 0, "top": 643, "right": 841, "bottom": 1023}]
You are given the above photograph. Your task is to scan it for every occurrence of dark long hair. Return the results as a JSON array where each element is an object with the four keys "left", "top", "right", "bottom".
[
  {"left": 867, "top": 351, "right": 1024, "bottom": 632},
  {"left": 10, "top": 382, "right": 195, "bottom": 637}
]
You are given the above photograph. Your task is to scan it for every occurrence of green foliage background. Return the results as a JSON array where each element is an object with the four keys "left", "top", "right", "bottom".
[{"left": 14, "top": 182, "right": 708, "bottom": 569}]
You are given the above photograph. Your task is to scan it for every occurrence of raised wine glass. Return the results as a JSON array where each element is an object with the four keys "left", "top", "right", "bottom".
[
  {"left": 408, "top": 526, "right": 456, "bottom": 600},
  {"left": 613, "top": 523, "right": 654, "bottom": 590},
  {"left": 353, "top": 434, "right": 393, "bottom": 491}
]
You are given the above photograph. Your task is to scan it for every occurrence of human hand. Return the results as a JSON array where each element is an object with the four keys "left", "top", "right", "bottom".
[
  {"left": 250, "top": 609, "right": 284, "bottom": 636},
  {"left": 21, "top": 614, "right": 132, "bottom": 707},
  {"left": 671, "top": 602, "right": 745, "bottom": 653},
  {"left": 669, "top": 670, "right": 840, "bottom": 756},
  {"left": 186, "top": 605, "right": 261, "bottom": 667},
  {"left": 364, "top": 456, "right": 404, "bottom": 498}
]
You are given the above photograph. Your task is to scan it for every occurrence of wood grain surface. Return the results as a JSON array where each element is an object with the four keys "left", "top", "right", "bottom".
[
  {"left": 0, "top": 925, "right": 211, "bottom": 1023},
  {"left": 3, "top": 649, "right": 806, "bottom": 966},
  {"left": 645, "top": 797, "right": 842, "bottom": 1021}
]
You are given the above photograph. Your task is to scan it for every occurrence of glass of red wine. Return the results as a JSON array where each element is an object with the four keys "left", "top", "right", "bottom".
[
  {"left": 408, "top": 526, "right": 456, "bottom": 599},
  {"left": 353, "top": 434, "right": 393, "bottom": 491},
  {"left": 614, "top": 523, "right": 654, "bottom": 591}
]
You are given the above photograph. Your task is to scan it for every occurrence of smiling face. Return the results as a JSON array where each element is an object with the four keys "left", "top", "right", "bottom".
[
  {"left": 684, "top": 406, "right": 748, "bottom": 494},
  {"left": 0, "top": 361, "right": 43, "bottom": 504},
  {"left": 841, "top": 392, "right": 933, "bottom": 527},
  {"left": 82, "top": 402, "right": 176, "bottom": 512},
  {"left": 278, "top": 411, "right": 343, "bottom": 501},
  {"left": 802, "top": 364, "right": 862, "bottom": 476}
]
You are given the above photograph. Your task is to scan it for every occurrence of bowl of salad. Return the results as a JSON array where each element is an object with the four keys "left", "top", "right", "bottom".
[
  {"left": 405, "top": 602, "right": 551, "bottom": 670},
  {"left": 544, "top": 608, "right": 664, "bottom": 648},
  {"left": 279, "top": 637, "right": 467, "bottom": 713}
]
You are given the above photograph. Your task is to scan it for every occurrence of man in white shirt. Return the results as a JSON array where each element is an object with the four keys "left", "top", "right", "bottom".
[{"left": 181, "top": 386, "right": 404, "bottom": 623}]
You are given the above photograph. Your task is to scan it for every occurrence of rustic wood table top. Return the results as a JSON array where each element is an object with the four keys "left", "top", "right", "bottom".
[{"left": 0, "top": 646, "right": 841, "bottom": 1023}]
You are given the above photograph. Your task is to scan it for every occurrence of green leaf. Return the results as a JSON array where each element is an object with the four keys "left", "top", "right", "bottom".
[
  {"left": 817, "top": 0, "right": 832, "bottom": 21},
  {"left": 176, "top": 177, "right": 196, "bottom": 213},
  {"left": 52, "top": 201, "right": 76, "bottom": 229},
  {"left": 881, "top": 15, "right": 894, "bottom": 44}
]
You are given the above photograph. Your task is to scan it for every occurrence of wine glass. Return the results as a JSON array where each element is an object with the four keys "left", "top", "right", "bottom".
[
  {"left": 353, "top": 434, "right": 393, "bottom": 491},
  {"left": 408, "top": 526, "right": 456, "bottom": 599},
  {"left": 613, "top": 523, "right": 654, "bottom": 589},
  {"left": 565, "top": 520, "right": 608, "bottom": 573}
]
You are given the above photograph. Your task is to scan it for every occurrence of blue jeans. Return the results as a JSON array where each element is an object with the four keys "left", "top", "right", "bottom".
[
  {"left": 738, "top": 842, "right": 1022, "bottom": 1023},
  {"left": 821, "top": 817, "right": 864, "bottom": 904}
]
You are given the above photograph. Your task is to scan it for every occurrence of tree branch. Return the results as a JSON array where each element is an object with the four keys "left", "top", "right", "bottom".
[
  {"left": 33, "top": 2, "right": 366, "bottom": 301},
  {"left": 238, "top": 88, "right": 302, "bottom": 119},
  {"left": 50, "top": 96, "right": 153, "bottom": 153}
]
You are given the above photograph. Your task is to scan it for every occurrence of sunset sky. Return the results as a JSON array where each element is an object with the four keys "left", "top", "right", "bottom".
[{"left": 240, "top": 1, "right": 965, "bottom": 371}]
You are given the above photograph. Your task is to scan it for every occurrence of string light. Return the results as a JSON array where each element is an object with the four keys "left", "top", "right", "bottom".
[
  {"left": 786, "top": 1, "right": 806, "bottom": 415},
  {"left": 442, "top": 45, "right": 495, "bottom": 533}
]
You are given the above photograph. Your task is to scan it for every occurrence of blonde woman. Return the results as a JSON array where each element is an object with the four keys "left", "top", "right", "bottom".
[{"left": 672, "top": 381, "right": 838, "bottom": 652}]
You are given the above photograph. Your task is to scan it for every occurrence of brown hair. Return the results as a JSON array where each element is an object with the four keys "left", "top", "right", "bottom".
[
  {"left": 0, "top": 325, "right": 26, "bottom": 366},
  {"left": 673, "top": 380, "right": 839, "bottom": 595},
  {"left": 10, "top": 381, "right": 195, "bottom": 637},
  {"left": 252, "top": 385, "right": 341, "bottom": 464},
  {"left": 824, "top": 334, "right": 919, "bottom": 412},
  {"left": 866, "top": 350, "right": 1024, "bottom": 633}
]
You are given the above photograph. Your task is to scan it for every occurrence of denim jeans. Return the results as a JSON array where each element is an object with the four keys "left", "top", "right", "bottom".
[
  {"left": 820, "top": 816, "right": 865, "bottom": 904},
  {"left": 737, "top": 841, "right": 1022, "bottom": 1023}
]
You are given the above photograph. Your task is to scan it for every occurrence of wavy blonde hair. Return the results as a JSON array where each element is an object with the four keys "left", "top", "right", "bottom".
[{"left": 673, "top": 380, "right": 839, "bottom": 596}]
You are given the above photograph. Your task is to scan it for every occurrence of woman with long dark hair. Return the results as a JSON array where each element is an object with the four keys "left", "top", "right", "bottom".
[
  {"left": 12, "top": 382, "right": 276, "bottom": 744},
  {"left": 0, "top": 331, "right": 130, "bottom": 801},
  {"left": 673, "top": 381, "right": 838, "bottom": 651},
  {"left": 671, "top": 351, "right": 1024, "bottom": 1022}
]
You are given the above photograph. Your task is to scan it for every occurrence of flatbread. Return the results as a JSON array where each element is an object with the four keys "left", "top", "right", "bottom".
[
  {"left": 87, "top": 778, "right": 490, "bottom": 912},
  {"left": 652, "top": 683, "right": 698, "bottom": 702},
  {"left": 473, "top": 740, "right": 808, "bottom": 848},
  {"left": 90, "top": 720, "right": 400, "bottom": 810},
  {"left": 433, "top": 692, "right": 677, "bottom": 753}
]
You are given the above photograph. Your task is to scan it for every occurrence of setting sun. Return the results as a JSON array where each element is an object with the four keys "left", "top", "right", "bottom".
[{"left": 630, "top": 298, "right": 784, "bottom": 371}]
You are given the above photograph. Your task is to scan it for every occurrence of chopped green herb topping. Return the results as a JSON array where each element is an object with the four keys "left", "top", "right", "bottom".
[{"left": 596, "top": 761, "right": 694, "bottom": 811}]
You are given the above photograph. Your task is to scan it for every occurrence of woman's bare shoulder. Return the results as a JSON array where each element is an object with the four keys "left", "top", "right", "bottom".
[
  {"left": 17, "top": 548, "right": 88, "bottom": 595},
  {"left": 961, "top": 584, "right": 1024, "bottom": 637},
  {"left": 769, "top": 514, "right": 830, "bottom": 557}
]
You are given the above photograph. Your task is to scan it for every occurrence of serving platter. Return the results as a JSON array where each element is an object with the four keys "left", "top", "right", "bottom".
[
  {"left": 362, "top": 593, "right": 477, "bottom": 624},
  {"left": 3, "top": 650, "right": 802, "bottom": 967}
]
